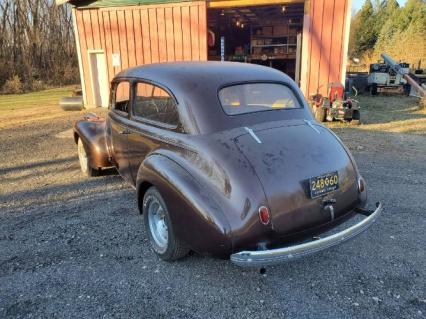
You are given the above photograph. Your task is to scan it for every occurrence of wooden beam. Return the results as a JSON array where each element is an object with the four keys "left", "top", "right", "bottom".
[
  {"left": 72, "top": 8, "right": 87, "bottom": 106},
  {"left": 341, "top": 0, "right": 352, "bottom": 84},
  {"left": 299, "top": 0, "right": 311, "bottom": 96},
  {"left": 208, "top": 0, "right": 305, "bottom": 8}
]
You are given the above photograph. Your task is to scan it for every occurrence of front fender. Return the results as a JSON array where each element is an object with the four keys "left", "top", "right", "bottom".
[
  {"left": 136, "top": 154, "right": 233, "bottom": 257},
  {"left": 73, "top": 114, "right": 112, "bottom": 169}
]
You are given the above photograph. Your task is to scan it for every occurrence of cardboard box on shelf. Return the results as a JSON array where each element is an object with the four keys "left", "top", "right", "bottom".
[
  {"left": 251, "top": 39, "right": 265, "bottom": 46},
  {"left": 273, "top": 25, "right": 288, "bottom": 36},
  {"left": 262, "top": 26, "right": 273, "bottom": 36}
]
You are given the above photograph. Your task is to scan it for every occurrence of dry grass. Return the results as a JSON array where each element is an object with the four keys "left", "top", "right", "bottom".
[
  {"left": 328, "top": 94, "right": 426, "bottom": 157},
  {"left": 327, "top": 95, "right": 426, "bottom": 135},
  {"left": 0, "top": 86, "right": 82, "bottom": 129},
  {"left": 0, "top": 86, "right": 78, "bottom": 111}
]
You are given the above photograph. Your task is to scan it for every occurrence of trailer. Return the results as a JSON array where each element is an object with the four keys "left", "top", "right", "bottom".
[{"left": 367, "top": 60, "right": 409, "bottom": 95}]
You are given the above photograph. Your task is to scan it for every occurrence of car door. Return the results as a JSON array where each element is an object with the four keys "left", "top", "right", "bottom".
[
  {"left": 108, "top": 80, "right": 133, "bottom": 183},
  {"left": 127, "top": 81, "right": 182, "bottom": 183}
]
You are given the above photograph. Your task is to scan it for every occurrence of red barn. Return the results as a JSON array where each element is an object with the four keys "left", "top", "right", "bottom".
[{"left": 57, "top": 0, "right": 352, "bottom": 109}]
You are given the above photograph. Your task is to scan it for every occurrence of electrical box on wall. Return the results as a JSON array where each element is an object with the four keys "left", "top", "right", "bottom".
[{"left": 112, "top": 54, "right": 121, "bottom": 67}]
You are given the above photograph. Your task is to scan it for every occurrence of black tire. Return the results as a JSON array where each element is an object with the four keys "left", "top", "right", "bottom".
[
  {"left": 403, "top": 84, "right": 411, "bottom": 96},
  {"left": 143, "top": 187, "right": 189, "bottom": 261},
  {"left": 314, "top": 106, "right": 326, "bottom": 122},
  {"left": 77, "top": 138, "right": 100, "bottom": 177},
  {"left": 351, "top": 110, "right": 361, "bottom": 125},
  {"left": 370, "top": 84, "right": 378, "bottom": 96}
]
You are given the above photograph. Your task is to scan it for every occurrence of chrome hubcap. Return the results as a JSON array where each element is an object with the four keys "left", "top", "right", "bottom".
[
  {"left": 78, "top": 140, "right": 88, "bottom": 173},
  {"left": 147, "top": 197, "right": 168, "bottom": 252}
]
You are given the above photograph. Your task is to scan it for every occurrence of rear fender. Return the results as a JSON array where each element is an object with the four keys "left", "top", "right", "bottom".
[
  {"left": 73, "top": 114, "right": 112, "bottom": 169},
  {"left": 136, "top": 154, "right": 232, "bottom": 257}
]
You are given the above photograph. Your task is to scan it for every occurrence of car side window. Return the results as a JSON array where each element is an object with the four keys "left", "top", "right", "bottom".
[
  {"left": 113, "top": 81, "right": 130, "bottom": 114},
  {"left": 133, "top": 82, "right": 179, "bottom": 127}
]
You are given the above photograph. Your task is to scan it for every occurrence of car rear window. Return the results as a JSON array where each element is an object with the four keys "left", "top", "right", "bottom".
[{"left": 218, "top": 83, "right": 300, "bottom": 115}]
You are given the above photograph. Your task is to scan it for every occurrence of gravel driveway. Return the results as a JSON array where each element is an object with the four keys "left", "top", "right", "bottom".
[{"left": 0, "top": 104, "right": 425, "bottom": 319}]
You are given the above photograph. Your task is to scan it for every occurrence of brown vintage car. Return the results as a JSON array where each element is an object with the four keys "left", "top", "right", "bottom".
[{"left": 73, "top": 62, "right": 382, "bottom": 267}]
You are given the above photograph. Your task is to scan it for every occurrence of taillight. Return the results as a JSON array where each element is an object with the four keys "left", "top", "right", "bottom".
[
  {"left": 358, "top": 177, "right": 366, "bottom": 193},
  {"left": 258, "top": 206, "right": 270, "bottom": 225}
]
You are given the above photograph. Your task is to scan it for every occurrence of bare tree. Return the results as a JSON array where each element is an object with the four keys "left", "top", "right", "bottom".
[{"left": 0, "top": 0, "right": 78, "bottom": 92}]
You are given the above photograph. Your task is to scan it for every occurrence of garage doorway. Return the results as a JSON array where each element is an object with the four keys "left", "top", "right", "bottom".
[
  {"left": 207, "top": 3, "right": 304, "bottom": 83},
  {"left": 88, "top": 51, "right": 109, "bottom": 108}
]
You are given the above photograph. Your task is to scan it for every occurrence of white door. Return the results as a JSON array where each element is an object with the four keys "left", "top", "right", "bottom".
[{"left": 89, "top": 52, "right": 109, "bottom": 107}]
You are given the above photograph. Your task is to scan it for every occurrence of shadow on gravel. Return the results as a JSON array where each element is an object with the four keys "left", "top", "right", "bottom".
[
  {"left": 0, "top": 175, "right": 126, "bottom": 213},
  {"left": 1, "top": 156, "right": 118, "bottom": 182},
  {"left": 98, "top": 167, "right": 118, "bottom": 176},
  {"left": 0, "top": 156, "right": 78, "bottom": 174}
]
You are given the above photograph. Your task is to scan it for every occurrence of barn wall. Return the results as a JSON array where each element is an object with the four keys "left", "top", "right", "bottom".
[
  {"left": 74, "top": 1, "right": 207, "bottom": 107},
  {"left": 73, "top": 0, "right": 351, "bottom": 106},
  {"left": 300, "top": 0, "right": 351, "bottom": 97}
]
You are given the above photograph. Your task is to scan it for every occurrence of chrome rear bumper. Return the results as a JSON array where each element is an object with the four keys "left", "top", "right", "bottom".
[{"left": 231, "top": 202, "right": 382, "bottom": 267}]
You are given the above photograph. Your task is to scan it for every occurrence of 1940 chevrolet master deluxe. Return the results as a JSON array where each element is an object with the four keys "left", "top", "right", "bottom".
[{"left": 73, "top": 62, "right": 382, "bottom": 267}]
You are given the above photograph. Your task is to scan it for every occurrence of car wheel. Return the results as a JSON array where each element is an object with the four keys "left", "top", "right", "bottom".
[
  {"left": 143, "top": 186, "right": 189, "bottom": 261},
  {"left": 403, "top": 84, "right": 411, "bottom": 96},
  {"left": 77, "top": 138, "right": 100, "bottom": 177},
  {"left": 370, "top": 84, "right": 378, "bottom": 95},
  {"left": 351, "top": 110, "right": 361, "bottom": 125}
]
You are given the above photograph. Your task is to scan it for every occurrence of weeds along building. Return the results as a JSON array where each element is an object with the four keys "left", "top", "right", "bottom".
[{"left": 57, "top": 0, "right": 352, "bottom": 109}]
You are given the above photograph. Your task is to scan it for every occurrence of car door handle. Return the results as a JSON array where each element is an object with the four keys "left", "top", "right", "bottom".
[{"left": 119, "top": 129, "right": 131, "bottom": 135}]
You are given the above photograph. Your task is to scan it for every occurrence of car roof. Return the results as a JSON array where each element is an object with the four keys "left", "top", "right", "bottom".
[
  {"left": 115, "top": 61, "right": 288, "bottom": 85},
  {"left": 114, "top": 62, "right": 309, "bottom": 134}
]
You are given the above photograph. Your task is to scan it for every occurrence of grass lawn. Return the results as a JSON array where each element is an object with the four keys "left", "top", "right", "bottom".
[
  {"left": 0, "top": 86, "right": 77, "bottom": 112},
  {"left": 0, "top": 86, "right": 81, "bottom": 129},
  {"left": 327, "top": 95, "right": 426, "bottom": 135}
]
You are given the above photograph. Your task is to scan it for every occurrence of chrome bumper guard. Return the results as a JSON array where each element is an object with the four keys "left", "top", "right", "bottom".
[{"left": 231, "top": 202, "right": 382, "bottom": 267}]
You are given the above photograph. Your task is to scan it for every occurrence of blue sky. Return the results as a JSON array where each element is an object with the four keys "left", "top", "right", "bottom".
[{"left": 352, "top": 0, "right": 407, "bottom": 12}]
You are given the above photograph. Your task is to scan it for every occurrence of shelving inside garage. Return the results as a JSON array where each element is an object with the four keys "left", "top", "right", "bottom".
[{"left": 207, "top": 4, "right": 304, "bottom": 79}]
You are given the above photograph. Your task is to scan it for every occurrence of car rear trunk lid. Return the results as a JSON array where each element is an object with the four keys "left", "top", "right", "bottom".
[{"left": 234, "top": 121, "right": 359, "bottom": 235}]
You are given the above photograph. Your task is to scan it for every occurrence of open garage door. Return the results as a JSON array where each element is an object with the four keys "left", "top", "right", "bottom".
[{"left": 207, "top": 2, "right": 304, "bottom": 82}]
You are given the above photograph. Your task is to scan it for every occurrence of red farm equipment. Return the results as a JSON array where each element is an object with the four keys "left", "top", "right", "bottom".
[{"left": 309, "top": 82, "right": 360, "bottom": 124}]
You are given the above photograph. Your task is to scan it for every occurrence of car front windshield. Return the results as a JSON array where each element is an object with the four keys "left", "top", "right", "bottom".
[{"left": 218, "top": 83, "right": 301, "bottom": 115}]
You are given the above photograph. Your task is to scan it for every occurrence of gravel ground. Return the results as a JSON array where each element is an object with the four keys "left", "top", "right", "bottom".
[{"left": 0, "top": 106, "right": 425, "bottom": 319}]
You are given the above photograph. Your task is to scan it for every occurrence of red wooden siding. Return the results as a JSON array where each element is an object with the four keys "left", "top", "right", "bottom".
[
  {"left": 74, "top": 1, "right": 207, "bottom": 107},
  {"left": 301, "top": 0, "right": 350, "bottom": 97},
  {"left": 74, "top": 0, "right": 349, "bottom": 106}
]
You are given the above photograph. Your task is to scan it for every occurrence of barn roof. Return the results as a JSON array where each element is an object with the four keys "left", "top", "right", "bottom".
[
  {"left": 57, "top": 0, "right": 307, "bottom": 8},
  {"left": 56, "top": 0, "right": 194, "bottom": 7}
]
